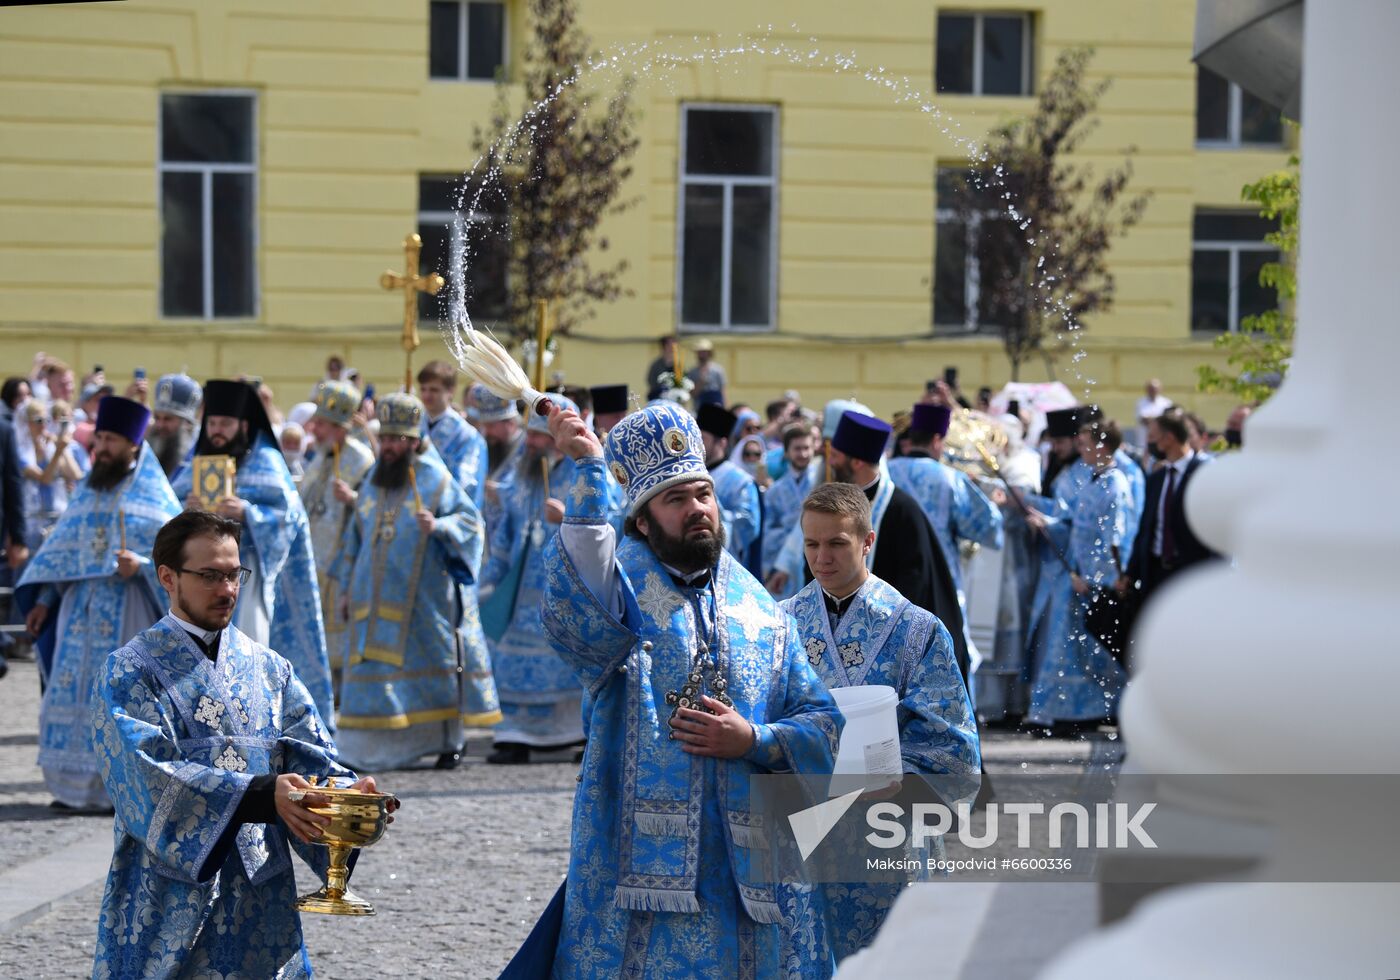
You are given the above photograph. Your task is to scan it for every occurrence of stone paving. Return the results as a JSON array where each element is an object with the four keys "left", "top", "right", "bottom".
[{"left": 0, "top": 654, "right": 1119, "bottom": 979}]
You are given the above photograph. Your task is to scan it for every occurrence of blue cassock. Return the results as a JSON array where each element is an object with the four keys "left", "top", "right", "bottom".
[
  {"left": 173, "top": 435, "right": 333, "bottom": 729},
  {"left": 1023, "top": 457, "right": 1093, "bottom": 699},
  {"left": 427, "top": 408, "right": 489, "bottom": 510},
  {"left": 18, "top": 445, "right": 180, "bottom": 807},
  {"left": 886, "top": 454, "right": 1004, "bottom": 593},
  {"left": 90, "top": 617, "right": 353, "bottom": 980},
  {"left": 761, "top": 465, "right": 818, "bottom": 596},
  {"left": 1114, "top": 448, "right": 1146, "bottom": 546},
  {"left": 331, "top": 444, "right": 501, "bottom": 767},
  {"left": 1026, "top": 466, "right": 1134, "bottom": 725},
  {"left": 710, "top": 459, "right": 762, "bottom": 563},
  {"left": 781, "top": 575, "right": 981, "bottom": 968},
  {"left": 481, "top": 456, "right": 624, "bottom": 746},
  {"left": 539, "top": 457, "right": 843, "bottom": 979}
]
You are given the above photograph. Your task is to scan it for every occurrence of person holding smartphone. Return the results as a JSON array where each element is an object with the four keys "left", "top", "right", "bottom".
[{"left": 125, "top": 367, "right": 149, "bottom": 406}]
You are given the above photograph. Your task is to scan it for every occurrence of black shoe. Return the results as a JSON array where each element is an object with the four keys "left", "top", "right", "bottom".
[
  {"left": 0, "top": 655, "right": 7, "bottom": 680},
  {"left": 49, "top": 800, "right": 114, "bottom": 815},
  {"left": 435, "top": 751, "right": 462, "bottom": 770},
  {"left": 486, "top": 743, "right": 530, "bottom": 765}
]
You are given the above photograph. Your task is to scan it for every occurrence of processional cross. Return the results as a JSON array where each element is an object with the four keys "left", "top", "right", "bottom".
[{"left": 380, "top": 233, "right": 445, "bottom": 392}]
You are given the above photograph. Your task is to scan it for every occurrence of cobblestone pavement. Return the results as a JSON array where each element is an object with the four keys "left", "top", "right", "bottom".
[{"left": 0, "top": 656, "right": 1119, "bottom": 979}]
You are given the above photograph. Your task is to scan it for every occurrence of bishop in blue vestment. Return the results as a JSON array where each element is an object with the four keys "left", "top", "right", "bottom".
[
  {"left": 19, "top": 397, "right": 180, "bottom": 809},
  {"left": 534, "top": 401, "right": 842, "bottom": 979},
  {"left": 332, "top": 394, "right": 500, "bottom": 770},
  {"left": 480, "top": 394, "right": 623, "bottom": 762}
]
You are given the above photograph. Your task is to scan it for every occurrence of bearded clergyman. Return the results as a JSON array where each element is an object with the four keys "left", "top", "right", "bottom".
[
  {"left": 171, "top": 379, "right": 334, "bottom": 726},
  {"left": 145, "top": 372, "right": 201, "bottom": 478},
  {"left": 17, "top": 396, "right": 180, "bottom": 809}
]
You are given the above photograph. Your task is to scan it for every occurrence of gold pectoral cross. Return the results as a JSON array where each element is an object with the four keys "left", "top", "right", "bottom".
[{"left": 380, "top": 233, "right": 445, "bottom": 391}]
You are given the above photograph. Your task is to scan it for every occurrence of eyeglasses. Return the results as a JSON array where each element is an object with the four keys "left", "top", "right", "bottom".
[{"left": 174, "top": 566, "right": 251, "bottom": 587}]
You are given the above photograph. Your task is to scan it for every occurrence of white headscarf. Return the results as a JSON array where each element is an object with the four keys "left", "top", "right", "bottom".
[{"left": 729, "top": 434, "right": 768, "bottom": 478}]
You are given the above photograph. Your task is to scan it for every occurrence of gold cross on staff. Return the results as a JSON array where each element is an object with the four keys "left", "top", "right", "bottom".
[{"left": 379, "top": 233, "right": 445, "bottom": 391}]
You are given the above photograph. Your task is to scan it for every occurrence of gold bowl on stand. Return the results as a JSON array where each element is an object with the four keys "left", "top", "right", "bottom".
[{"left": 291, "top": 781, "right": 393, "bottom": 916}]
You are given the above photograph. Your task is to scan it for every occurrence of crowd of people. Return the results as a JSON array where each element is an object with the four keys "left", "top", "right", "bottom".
[{"left": 0, "top": 344, "right": 1251, "bottom": 976}]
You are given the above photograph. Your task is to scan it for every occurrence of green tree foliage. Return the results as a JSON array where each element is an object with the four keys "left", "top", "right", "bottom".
[
  {"left": 950, "top": 47, "right": 1150, "bottom": 379},
  {"left": 470, "top": 0, "right": 640, "bottom": 342},
  {"left": 1197, "top": 154, "right": 1298, "bottom": 405}
]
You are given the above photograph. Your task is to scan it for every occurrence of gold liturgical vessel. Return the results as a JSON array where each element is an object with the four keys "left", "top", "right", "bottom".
[{"left": 290, "top": 777, "right": 394, "bottom": 916}]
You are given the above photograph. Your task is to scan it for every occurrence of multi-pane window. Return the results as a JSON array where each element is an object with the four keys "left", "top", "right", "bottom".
[
  {"left": 429, "top": 1, "right": 507, "bottom": 81},
  {"left": 678, "top": 105, "right": 778, "bottom": 331},
  {"left": 1196, "top": 67, "right": 1284, "bottom": 146},
  {"left": 159, "top": 93, "right": 257, "bottom": 319},
  {"left": 933, "top": 167, "right": 1015, "bottom": 332},
  {"left": 936, "top": 12, "right": 1033, "bottom": 96},
  {"left": 1191, "top": 211, "right": 1280, "bottom": 332},
  {"left": 418, "top": 175, "right": 509, "bottom": 322}
]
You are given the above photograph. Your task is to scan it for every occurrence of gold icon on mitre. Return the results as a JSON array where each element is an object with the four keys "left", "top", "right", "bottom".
[{"left": 192, "top": 455, "right": 236, "bottom": 510}]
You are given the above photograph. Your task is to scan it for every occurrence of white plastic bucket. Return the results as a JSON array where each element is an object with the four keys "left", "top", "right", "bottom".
[{"left": 829, "top": 684, "right": 902, "bottom": 796}]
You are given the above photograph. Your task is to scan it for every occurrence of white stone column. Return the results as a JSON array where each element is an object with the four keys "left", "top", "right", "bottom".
[{"left": 1041, "top": 2, "right": 1400, "bottom": 975}]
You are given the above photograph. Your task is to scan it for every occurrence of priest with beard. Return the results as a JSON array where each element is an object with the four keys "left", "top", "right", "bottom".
[
  {"left": 479, "top": 393, "right": 623, "bottom": 764},
  {"left": 694, "top": 402, "right": 762, "bottom": 567},
  {"left": 799, "top": 410, "right": 970, "bottom": 683},
  {"left": 18, "top": 396, "right": 180, "bottom": 809},
  {"left": 514, "top": 400, "right": 840, "bottom": 978},
  {"left": 472, "top": 383, "right": 524, "bottom": 485},
  {"left": 331, "top": 394, "right": 500, "bottom": 771},
  {"left": 171, "top": 379, "right": 334, "bottom": 727},
  {"left": 298, "top": 380, "right": 374, "bottom": 686},
  {"left": 145, "top": 372, "right": 201, "bottom": 478}
]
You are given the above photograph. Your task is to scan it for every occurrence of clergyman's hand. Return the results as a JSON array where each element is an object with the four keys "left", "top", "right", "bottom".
[
  {"left": 543, "top": 498, "right": 565, "bottom": 524},
  {"left": 544, "top": 402, "right": 604, "bottom": 461},
  {"left": 332, "top": 479, "right": 357, "bottom": 505},
  {"left": 216, "top": 496, "right": 247, "bottom": 522},
  {"left": 765, "top": 571, "right": 789, "bottom": 596},
  {"left": 415, "top": 509, "right": 436, "bottom": 535},
  {"left": 6, "top": 542, "right": 29, "bottom": 570},
  {"left": 274, "top": 773, "right": 333, "bottom": 844},
  {"left": 349, "top": 775, "right": 400, "bottom": 824},
  {"left": 669, "top": 696, "right": 756, "bottom": 759},
  {"left": 114, "top": 550, "right": 141, "bottom": 579},
  {"left": 25, "top": 603, "right": 49, "bottom": 637}
]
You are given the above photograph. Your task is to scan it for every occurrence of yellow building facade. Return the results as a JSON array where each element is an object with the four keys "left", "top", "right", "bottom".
[{"left": 0, "top": 0, "right": 1288, "bottom": 425}]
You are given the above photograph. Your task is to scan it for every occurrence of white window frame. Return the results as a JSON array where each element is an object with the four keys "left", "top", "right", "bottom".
[
  {"left": 1191, "top": 215, "right": 1279, "bottom": 333},
  {"left": 157, "top": 89, "right": 259, "bottom": 321},
  {"left": 939, "top": 11, "right": 1034, "bottom": 97},
  {"left": 418, "top": 175, "right": 504, "bottom": 323},
  {"left": 675, "top": 102, "right": 780, "bottom": 333},
  {"left": 1196, "top": 74, "right": 1285, "bottom": 149},
  {"left": 430, "top": 0, "right": 508, "bottom": 83}
]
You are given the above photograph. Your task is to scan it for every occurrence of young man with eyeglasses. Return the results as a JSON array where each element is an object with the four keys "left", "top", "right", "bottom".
[
  {"left": 90, "top": 508, "right": 395, "bottom": 978},
  {"left": 17, "top": 397, "right": 180, "bottom": 810}
]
